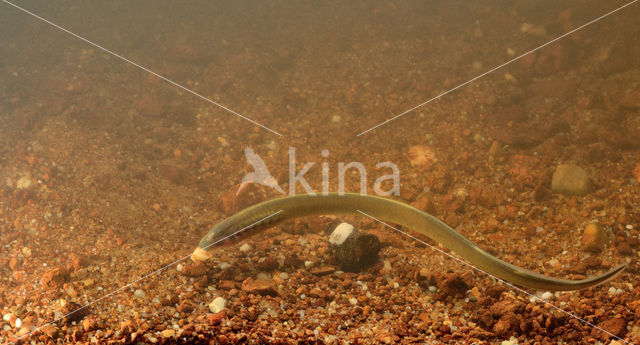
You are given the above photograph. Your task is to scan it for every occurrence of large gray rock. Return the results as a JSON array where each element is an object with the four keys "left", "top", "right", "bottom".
[
  {"left": 328, "top": 223, "right": 381, "bottom": 272},
  {"left": 551, "top": 164, "right": 591, "bottom": 196}
]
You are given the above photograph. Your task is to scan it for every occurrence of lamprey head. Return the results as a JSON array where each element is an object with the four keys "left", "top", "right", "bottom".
[{"left": 192, "top": 213, "right": 275, "bottom": 262}]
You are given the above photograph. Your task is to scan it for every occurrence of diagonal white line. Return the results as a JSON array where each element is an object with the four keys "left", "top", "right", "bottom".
[
  {"left": 356, "top": 0, "right": 639, "bottom": 136},
  {"left": 357, "top": 209, "right": 632, "bottom": 344},
  {"left": 1, "top": 0, "right": 283, "bottom": 137},
  {"left": 9, "top": 210, "right": 283, "bottom": 344}
]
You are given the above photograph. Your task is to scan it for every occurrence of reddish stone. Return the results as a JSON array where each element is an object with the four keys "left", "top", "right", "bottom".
[
  {"left": 176, "top": 300, "right": 194, "bottom": 313},
  {"left": 241, "top": 278, "right": 277, "bottom": 296},
  {"left": 41, "top": 266, "right": 68, "bottom": 288},
  {"left": 310, "top": 266, "right": 336, "bottom": 276},
  {"left": 591, "top": 317, "right": 627, "bottom": 339},
  {"left": 218, "top": 280, "right": 236, "bottom": 290},
  {"left": 179, "top": 261, "right": 206, "bottom": 277},
  {"left": 207, "top": 311, "right": 225, "bottom": 326}
]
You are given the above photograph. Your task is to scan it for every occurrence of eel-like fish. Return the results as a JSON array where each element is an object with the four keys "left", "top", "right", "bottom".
[{"left": 192, "top": 193, "right": 625, "bottom": 291}]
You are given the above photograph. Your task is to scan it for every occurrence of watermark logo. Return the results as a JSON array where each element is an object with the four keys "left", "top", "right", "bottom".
[
  {"left": 237, "top": 147, "right": 285, "bottom": 195},
  {"left": 238, "top": 147, "right": 400, "bottom": 196}
]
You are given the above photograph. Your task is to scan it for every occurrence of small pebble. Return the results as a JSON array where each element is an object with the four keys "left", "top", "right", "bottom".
[
  {"left": 239, "top": 243, "right": 251, "bottom": 252},
  {"left": 349, "top": 298, "right": 358, "bottom": 305},
  {"left": 551, "top": 163, "right": 591, "bottom": 196},
  {"left": 279, "top": 272, "right": 289, "bottom": 280},
  {"left": 16, "top": 175, "right": 33, "bottom": 190},
  {"left": 160, "top": 329, "right": 175, "bottom": 338},
  {"left": 407, "top": 145, "right": 437, "bottom": 169},
  {"left": 328, "top": 222, "right": 381, "bottom": 272},
  {"left": 134, "top": 289, "right": 146, "bottom": 299},
  {"left": 500, "top": 336, "right": 519, "bottom": 345},
  {"left": 219, "top": 262, "right": 231, "bottom": 270},
  {"left": 329, "top": 223, "right": 354, "bottom": 246},
  {"left": 540, "top": 291, "right": 553, "bottom": 300},
  {"left": 304, "top": 261, "right": 314, "bottom": 269},
  {"left": 383, "top": 260, "right": 392, "bottom": 271},
  {"left": 581, "top": 222, "right": 608, "bottom": 252},
  {"left": 209, "top": 297, "right": 227, "bottom": 313}
]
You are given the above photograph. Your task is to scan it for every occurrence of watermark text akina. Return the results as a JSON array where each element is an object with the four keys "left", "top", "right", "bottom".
[{"left": 239, "top": 147, "right": 400, "bottom": 196}]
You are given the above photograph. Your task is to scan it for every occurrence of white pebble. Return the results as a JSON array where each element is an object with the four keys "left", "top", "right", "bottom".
[
  {"left": 279, "top": 272, "right": 289, "bottom": 280},
  {"left": 383, "top": 260, "right": 392, "bottom": 271},
  {"left": 176, "top": 264, "right": 183, "bottom": 272},
  {"left": 349, "top": 297, "right": 358, "bottom": 305},
  {"left": 428, "top": 286, "right": 437, "bottom": 292},
  {"left": 239, "top": 243, "right": 251, "bottom": 252},
  {"left": 218, "top": 262, "right": 231, "bottom": 270},
  {"left": 134, "top": 289, "right": 146, "bottom": 299},
  {"left": 329, "top": 223, "right": 353, "bottom": 246},
  {"left": 209, "top": 297, "right": 227, "bottom": 313},
  {"left": 540, "top": 291, "right": 553, "bottom": 300},
  {"left": 304, "top": 260, "right": 314, "bottom": 269},
  {"left": 500, "top": 336, "right": 519, "bottom": 345},
  {"left": 16, "top": 175, "right": 33, "bottom": 190}
]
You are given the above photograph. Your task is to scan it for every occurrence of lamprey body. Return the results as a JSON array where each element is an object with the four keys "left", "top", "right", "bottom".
[{"left": 194, "top": 193, "right": 625, "bottom": 291}]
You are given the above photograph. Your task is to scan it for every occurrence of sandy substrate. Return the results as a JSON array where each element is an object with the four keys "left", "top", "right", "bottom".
[{"left": 1, "top": 1, "right": 639, "bottom": 344}]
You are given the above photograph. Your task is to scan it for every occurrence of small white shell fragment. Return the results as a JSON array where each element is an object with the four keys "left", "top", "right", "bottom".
[{"left": 540, "top": 291, "right": 553, "bottom": 300}]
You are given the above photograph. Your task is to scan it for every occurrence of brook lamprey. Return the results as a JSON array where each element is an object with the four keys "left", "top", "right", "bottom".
[{"left": 192, "top": 193, "right": 625, "bottom": 291}]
